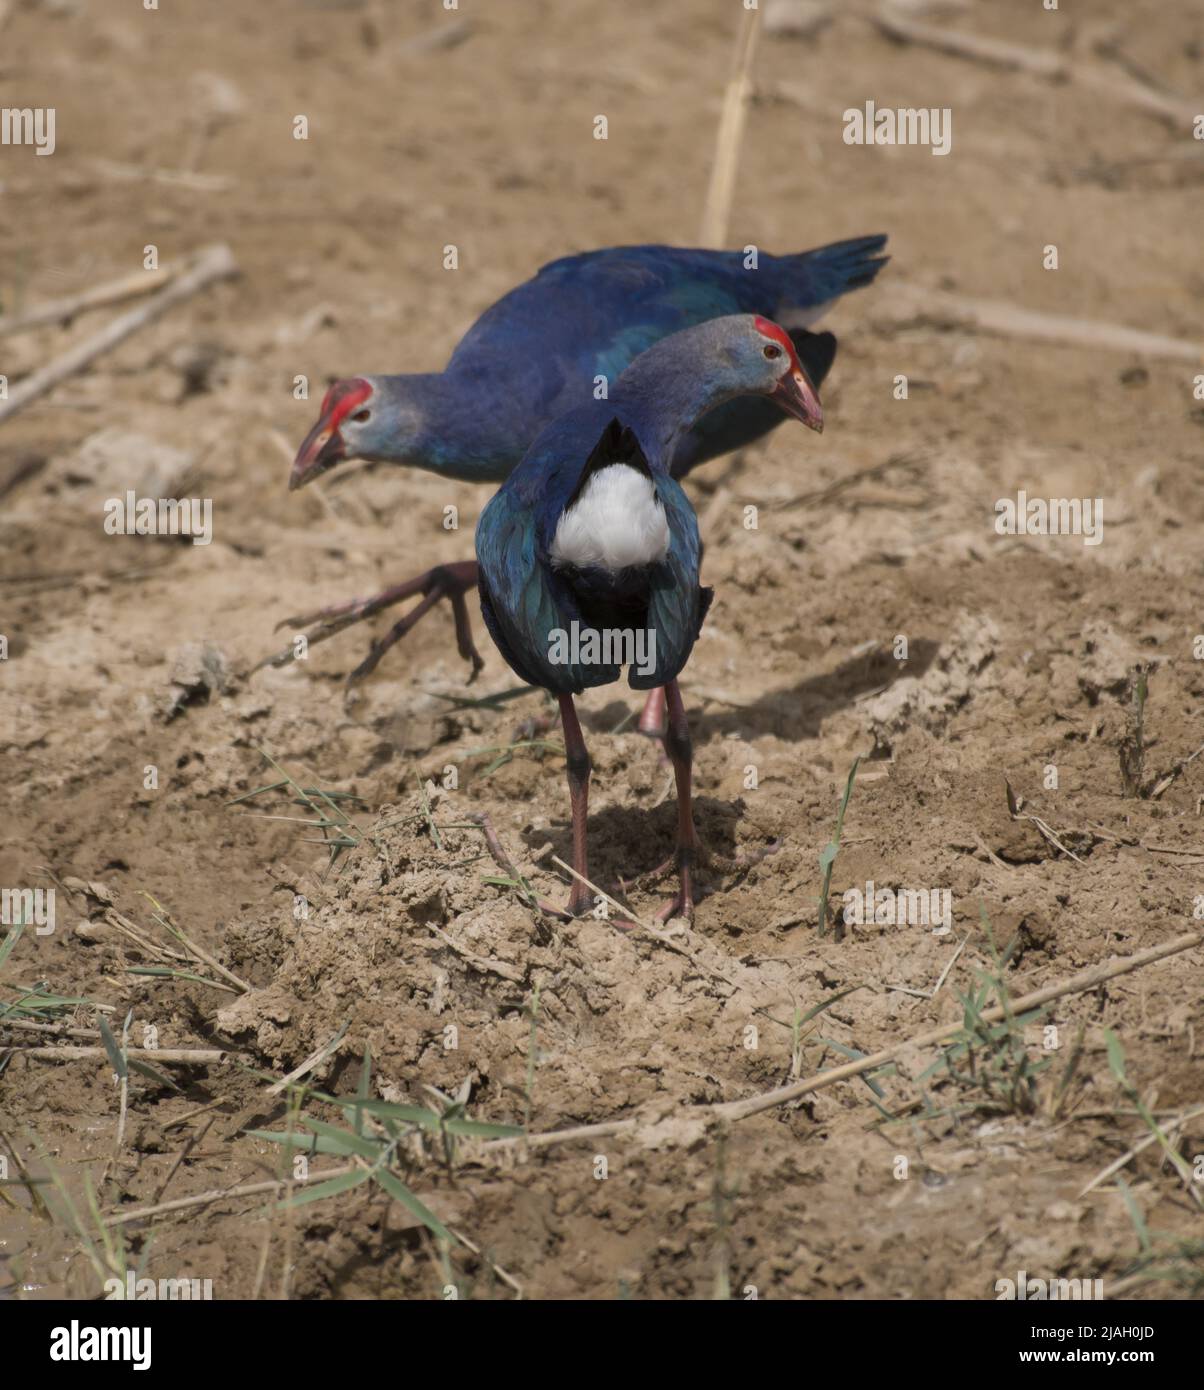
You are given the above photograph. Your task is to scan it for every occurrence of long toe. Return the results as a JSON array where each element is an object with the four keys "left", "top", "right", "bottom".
[
  {"left": 654, "top": 887, "right": 694, "bottom": 925},
  {"left": 256, "top": 564, "right": 483, "bottom": 678},
  {"left": 275, "top": 595, "right": 374, "bottom": 631}
]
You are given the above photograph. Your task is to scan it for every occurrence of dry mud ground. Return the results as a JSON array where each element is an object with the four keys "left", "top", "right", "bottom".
[{"left": 2, "top": 0, "right": 1203, "bottom": 1300}]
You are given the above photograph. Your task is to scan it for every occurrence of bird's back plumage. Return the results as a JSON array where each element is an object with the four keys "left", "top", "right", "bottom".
[{"left": 443, "top": 238, "right": 885, "bottom": 479}]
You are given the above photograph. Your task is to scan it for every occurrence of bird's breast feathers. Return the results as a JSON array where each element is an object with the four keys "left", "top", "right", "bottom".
[{"left": 549, "top": 463, "right": 670, "bottom": 573}]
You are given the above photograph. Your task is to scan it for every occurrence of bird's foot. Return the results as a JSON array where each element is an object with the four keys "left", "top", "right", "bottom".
[
  {"left": 610, "top": 837, "right": 781, "bottom": 904},
  {"left": 641, "top": 833, "right": 784, "bottom": 924},
  {"left": 653, "top": 890, "right": 693, "bottom": 925},
  {"left": 463, "top": 811, "right": 574, "bottom": 921},
  {"left": 558, "top": 889, "right": 648, "bottom": 933},
  {"left": 603, "top": 853, "right": 696, "bottom": 926},
  {"left": 653, "top": 854, "right": 697, "bottom": 925},
  {"left": 252, "top": 561, "right": 483, "bottom": 682}
]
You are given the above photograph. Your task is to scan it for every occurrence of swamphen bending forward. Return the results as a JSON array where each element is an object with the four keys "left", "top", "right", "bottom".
[
  {"left": 277, "top": 237, "right": 886, "bottom": 684},
  {"left": 475, "top": 315, "right": 822, "bottom": 922}
]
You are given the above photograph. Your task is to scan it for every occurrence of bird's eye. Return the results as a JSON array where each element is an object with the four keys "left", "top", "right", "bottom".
[
  {"left": 351, "top": 409, "right": 371, "bottom": 423},
  {"left": 763, "top": 344, "right": 782, "bottom": 360}
]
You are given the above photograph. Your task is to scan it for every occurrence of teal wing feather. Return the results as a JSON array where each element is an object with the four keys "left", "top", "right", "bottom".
[
  {"left": 633, "top": 474, "right": 709, "bottom": 691},
  {"left": 476, "top": 484, "right": 620, "bottom": 695}
]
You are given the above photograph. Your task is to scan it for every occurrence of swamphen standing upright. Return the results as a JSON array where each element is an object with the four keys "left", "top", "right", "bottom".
[
  {"left": 280, "top": 238, "right": 886, "bottom": 681},
  {"left": 475, "top": 314, "right": 822, "bottom": 922}
]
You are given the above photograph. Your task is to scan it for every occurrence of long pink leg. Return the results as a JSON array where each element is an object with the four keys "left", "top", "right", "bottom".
[
  {"left": 524, "top": 684, "right": 667, "bottom": 748},
  {"left": 657, "top": 678, "right": 701, "bottom": 922},
  {"left": 558, "top": 693, "right": 594, "bottom": 916},
  {"left": 637, "top": 686, "right": 667, "bottom": 738}
]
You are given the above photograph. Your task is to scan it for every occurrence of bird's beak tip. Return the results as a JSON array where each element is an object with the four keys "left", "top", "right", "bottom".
[
  {"left": 288, "top": 456, "right": 319, "bottom": 492},
  {"left": 774, "top": 367, "right": 824, "bottom": 434},
  {"left": 290, "top": 425, "right": 343, "bottom": 491}
]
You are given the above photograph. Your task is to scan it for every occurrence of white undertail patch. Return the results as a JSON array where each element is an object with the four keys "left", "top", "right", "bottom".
[
  {"left": 777, "top": 298, "right": 834, "bottom": 330},
  {"left": 550, "top": 464, "right": 670, "bottom": 572}
]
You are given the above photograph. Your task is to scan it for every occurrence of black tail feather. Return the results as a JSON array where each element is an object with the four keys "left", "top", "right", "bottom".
[
  {"left": 790, "top": 328, "right": 838, "bottom": 388},
  {"left": 566, "top": 418, "right": 652, "bottom": 511}
]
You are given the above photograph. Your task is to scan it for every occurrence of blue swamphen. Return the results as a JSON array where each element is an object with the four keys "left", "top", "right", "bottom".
[
  {"left": 276, "top": 237, "right": 887, "bottom": 681},
  {"left": 475, "top": 314, "right": 822, "bottom": 922}
]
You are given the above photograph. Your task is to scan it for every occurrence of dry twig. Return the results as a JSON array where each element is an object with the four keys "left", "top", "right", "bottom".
[
  {"left": 480, "top": 931, "right": 1203, "bottom": 1150},
  {"left": 0, "top": 266, "right": 171, "bottom": 339},
  {"left": 698, "top": 4, "right": 761, "bottom": 246},
  {"left": 0, "top": 243, "right": 238, "bottom": 426}
]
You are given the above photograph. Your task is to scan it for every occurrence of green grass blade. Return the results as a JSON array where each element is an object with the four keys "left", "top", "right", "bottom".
[
  {"left": 373, "top": 1168, "right": 456, "bottom": 1244},
  {"left": 276, "top": 1168, "right": 371, "bottom": 1210},
  {"left": 356, "top": 1045, "right": 372, "bottom": 1138},
  {"left": 0, "top": 922, "right": 25, "bottom": 971},
  {"left": 333, "top": 1097, "right": 443, "bottom": 1130},
  {"left": 97, "top": 1015, "right": 127, "bottom": 1080},
  {"left": 299, "top": 1117, "right": 381, "bottom": 1159},
  {"left": 127, "top": 1057, "right": 181, "bottom": 1091},
  {"left": 246, "top": 1129, "right": 360, "bottom": 1158},
  {"left": 817, "top": 756, "right": 861, "bottom": 937},
  {"left": 442, "top": 1119, "right": 525, "bottom": 1139}
]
